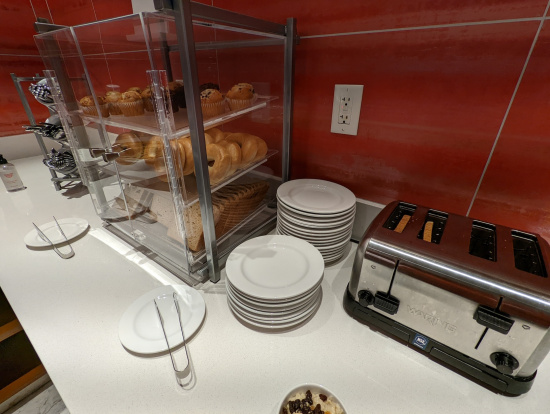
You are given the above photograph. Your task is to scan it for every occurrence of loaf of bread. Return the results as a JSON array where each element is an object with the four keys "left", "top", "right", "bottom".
[{"left": 150, "top": 180, "right": 270, "bottom": 252}]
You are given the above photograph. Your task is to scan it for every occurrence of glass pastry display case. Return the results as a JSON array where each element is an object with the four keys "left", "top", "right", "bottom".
[{"left": 34, "top": 0, "right": 296, "bottom": 285}]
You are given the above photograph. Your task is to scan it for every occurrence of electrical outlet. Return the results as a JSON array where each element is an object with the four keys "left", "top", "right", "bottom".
[{"left": 331, "top": 84, "right": 363, "bottom": 135}]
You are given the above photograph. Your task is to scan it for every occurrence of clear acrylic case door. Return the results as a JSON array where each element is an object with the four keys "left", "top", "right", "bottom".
[{"left": 35, "top": 15, "right": 202, "bottom": 284}]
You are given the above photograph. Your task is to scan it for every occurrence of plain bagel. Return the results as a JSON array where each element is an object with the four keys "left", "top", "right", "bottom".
[
  {"left": 113, "top": 132, "right": 144, "bottom": 165},
  {"left": 143, "top": 135, "right": 164, "bottom": 166},
  {"left": 224, "top": 132, "right": 258, "bottom": 165},
  {"left": 217, "top": 140, "right": 242, "bottom": 174},
  {"left": 205, "top": 143, "right": 231, "bottom": 184}
]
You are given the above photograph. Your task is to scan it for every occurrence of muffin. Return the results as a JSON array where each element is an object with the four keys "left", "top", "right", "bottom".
[
  {"left": 168, "top": 81, "right": 185, "bottom": 109},
  {"left": 199, "top": 82, "right": 219, "bottom": 92},
  {"left": 166, "top": 81, "right": 181, "bottom": 113},
  {"left": 118, "top": 91, "right": 144, "bottom": 117},
  {"left": 79, "top": 95, "right": 109, "bottom": 118},
  {"left": 104, "top": 91, "right": 123, "bottom": 115},
  {"left": 126, "top": 86, "right": 142, "bottom": 94},
  {"left": 226, "top": 83, "right": 256, "bottom": 110},
  {"left": 141, "top": 87, "right": 155, "bottom": 112},
  {"left": 200, "top": 88, "right": 226, "bottom": 118}
]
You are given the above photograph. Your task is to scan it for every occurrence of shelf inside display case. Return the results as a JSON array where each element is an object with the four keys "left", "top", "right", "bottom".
[
  {"left": 101, "top": 149, "right": 277, "bottom": 206},
  {"left": 103, "top": 172, "right": 278, "bottom": 267},
  {"left": 80, "top": 95, "right": 278, "bottom": 138}
]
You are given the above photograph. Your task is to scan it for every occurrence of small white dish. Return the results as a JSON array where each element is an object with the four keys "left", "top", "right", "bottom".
[
  {"left": 118, "top": 285, "right": 205, "bottom": 354},
  {"left": 279, "top": 383, "right": 347, "bottom": 414},
  {"left": 24, "top": 218, "right": 89, "bottom": 247},
  {"left": 277, "top": 179, "right": 356, "bottom": 214},
  {"left": 225, "top": 235, "right": 324, "bottom": 301}
]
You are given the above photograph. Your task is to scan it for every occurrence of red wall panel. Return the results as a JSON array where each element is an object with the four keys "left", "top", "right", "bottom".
[
  {"left": 291, "top": 22, "right": 539, "bottom": 215},
  {"left": 0, "top": 0, "right": 135, "bottom": 137},
  {"left": 0, "top": 56, "right": 49, "bottom": 136},
  {"left": 469, "top": 23, "right": 550, "bottom": 242},
  {"left": 213, "top": 0, "right": 548, "bottom": 36}
]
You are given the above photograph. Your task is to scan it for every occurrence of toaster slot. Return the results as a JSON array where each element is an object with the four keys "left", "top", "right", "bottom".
[
  {"left": 512, "top": 230, "right": 547, "bottom": 277},
  {"left": 469, "top": 221, "right": 496, "bottom": 262},
  {"left": 383, "top": 202, "right": 416, "bottom": 233},
  {"left": 417, "top": 210, "right": 448, "bottom": 244}
]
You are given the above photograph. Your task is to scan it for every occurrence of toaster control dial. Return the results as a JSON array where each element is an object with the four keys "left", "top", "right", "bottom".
[
  {"left": 358, "top": 290, "right": 375, "bottom": 307},
  {"left": 490, "top": 352, "right": 519, "bottom": 375}
]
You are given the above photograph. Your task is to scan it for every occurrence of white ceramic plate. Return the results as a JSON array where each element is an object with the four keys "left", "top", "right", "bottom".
[
  {"left": 118, "top": 285, "right": 205, "bottom": 354},
  {"left": 276, "top": 224, "right": 351, "bottom": 242},
  {"left": 277, "top": 217, "right": 354, "bottom": 236},
  {"left": 227, "top": 282, "right": 321, "bottom": 315},
  {"left": 277, "top": 179, "right": 356, "bottom": 214},
  {"left": 229, "top": 290, "right": 322, "bottom": 324},
  {"left": 278, "top": 209, "right": 355, "bottom": 228},
  {"left": 24, "top": 218, "right": 89, "bottom": 247},
  {"left": 227, "top": 281, "right": 322, "bottom": 311},
  {"left": 277, "top": 219, "right": 353, "bottom": 239},
  {"left": 277, "top": 197, "right": 356, "bottom": 219},
  {"left": 225, "top": 235, "right": 324, "bottom": 301},
  {"left": 278, "top": 199, "right": 356, "bottom": 221},
  {"left": 228, "top": 294, "right": 321, "bottom": 330},
  {"left": 275, "top": 230, "right": 351, "bottom": 250},
  {"left": 322, "top": 250, "right": 347, "bottom": 263},
  {"left": 226, "top": 270, "right": 323, "bottom": 304}
]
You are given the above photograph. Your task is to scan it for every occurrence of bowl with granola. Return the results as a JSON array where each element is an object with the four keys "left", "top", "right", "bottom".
[{"left": 279, "top": 383, "right": 346, "bottom": 414}]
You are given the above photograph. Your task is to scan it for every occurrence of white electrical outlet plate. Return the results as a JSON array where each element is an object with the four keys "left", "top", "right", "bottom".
[{"left": 331, "top": 84, "right": 364, "bottom": 135}]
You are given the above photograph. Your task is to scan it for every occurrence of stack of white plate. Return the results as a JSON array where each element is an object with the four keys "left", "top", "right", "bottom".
[
  {"left": 225, "top": 235, "right": 324, "bottom": 330},
  {"left": 276, "top": 179, "right": 356, "bottom": 263}
]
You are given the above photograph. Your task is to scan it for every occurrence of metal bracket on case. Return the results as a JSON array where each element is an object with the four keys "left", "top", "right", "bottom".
[
  {"left": 34, "top": 17, "right": 67, "bottom": 34},
  {"left": 154, "top": 0, "right": 174, "bottom": 11}
]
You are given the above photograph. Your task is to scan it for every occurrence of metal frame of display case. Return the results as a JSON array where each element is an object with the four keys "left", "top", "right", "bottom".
[
  {"left": 155, "top": 0, "right": 296, "bottom": 282},
  {"left": 10, "top": 74, "right": 81, "bottom": 191},
  {"left": 35, "top": 0, "right": 296, "bottom": 284}
]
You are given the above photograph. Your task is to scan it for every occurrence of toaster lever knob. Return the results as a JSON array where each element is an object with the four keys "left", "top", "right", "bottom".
[
  {"left": 490, "top": 352, "right": 519, "bottom": 375},
  {"left": 474, "top": 306, "right": 514, "bottom": 335},
  {"left": 373, "top": 292, "right": 400, "bottom": 315}
]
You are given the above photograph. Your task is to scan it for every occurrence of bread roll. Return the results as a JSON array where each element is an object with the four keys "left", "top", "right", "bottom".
[{"left": 113, "top": 132, "right": 144, "bottom": 165}]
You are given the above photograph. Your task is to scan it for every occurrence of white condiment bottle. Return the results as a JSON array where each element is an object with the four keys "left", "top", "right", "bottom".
[{"left": 0, "top": 154, "right": 26, "bottom": 192}]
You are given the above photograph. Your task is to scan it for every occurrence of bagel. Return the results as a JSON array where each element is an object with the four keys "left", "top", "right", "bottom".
[
  {"left": 225, "top": 133, "right": 258, "bottom": 165},
  {"left": 113, "top": 132, "right": 144, "bottom": 165},
  {"left": 179, "top": 137, "right": 195, "bottom": 175},
  {"left": 252, "top": 136, "right": 267, "bottom": 161},
  {"left": 205, "top": 143, "right": 231, "bottom": 184},
  {"left": 204, "top": 133, "right": 215, "bottom": 145},
  {"left": 154, "top": 139, "right": 184, "bottom": 182},
  {"left": 143, "top": 135, "right": 164, "bottom": 166},
  {"left": 217, "top": 140, "right": 241, "bottom": 174},
  {"left": 205, "top": 127, "right": 225, "bottom": 142}
]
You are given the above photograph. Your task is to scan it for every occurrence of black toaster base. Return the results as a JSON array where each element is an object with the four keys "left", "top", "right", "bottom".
[{"left": 343, "top": 285, "right": 536, "bottom": 395}]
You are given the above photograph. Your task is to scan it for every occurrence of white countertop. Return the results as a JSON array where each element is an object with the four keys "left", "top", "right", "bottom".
[{"left": 2, "top": 156, "right": 550, "bottom": 414}]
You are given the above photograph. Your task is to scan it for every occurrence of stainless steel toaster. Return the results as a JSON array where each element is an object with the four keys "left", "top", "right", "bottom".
[{"left": 344, "top": 200, "right": 550, "bottom": 395}]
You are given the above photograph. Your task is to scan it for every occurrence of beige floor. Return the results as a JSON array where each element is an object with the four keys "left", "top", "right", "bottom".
[{"left": 3, "top": 383, "right": 68, "bottom": 414}]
